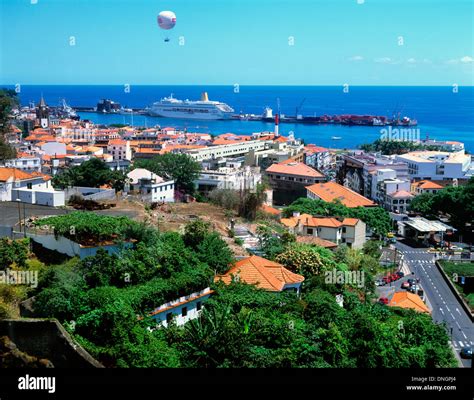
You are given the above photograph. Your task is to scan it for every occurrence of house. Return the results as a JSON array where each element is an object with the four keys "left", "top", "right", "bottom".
[
  {"left": 385, "top": 190, "right": 414, "bottom": 214},
  {"left": 3, "top": 154, "right": 41, "bottom": 173},
  {"left": 306, "top": 181, "right": 375, "bottom": 208},
  {"left": 281, "top": 213, "right": 366, "bottom": 249},
  {"left": 146, "top": 287, "right": 214, "bottom": 328},
  {"left": 195, "top": 166, "right": 261, "bottom": 194},
  {"left": 0, "top": 168, "right": 64, "bottom": 206},
  {"left": 126, "top": 168, "right": 175, "bottom": 203},
  {"left": 265, "top": 160, "right": 325, "bottom": 206},
  {"left": 107, "top": 139, "right": 132, "bottom": 161},
  {"left": 388, "top": 292, "right": 430, "bottom": 313},
  {"left": 215, "top": 255, "right": 304, "bottom": 294},
  {"left": 411, "top": 180, "right": 444, "bottom": 195},
  {"left": 395, "top": 150, "right": 473, "bottom": 181}
]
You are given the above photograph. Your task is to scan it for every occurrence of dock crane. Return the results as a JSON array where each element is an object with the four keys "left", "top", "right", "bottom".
[{"left": 296, "top": 98, "right": 306, "bottom": 119}]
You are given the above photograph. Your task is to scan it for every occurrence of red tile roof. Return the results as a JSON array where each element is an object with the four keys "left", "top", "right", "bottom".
[
  {"left": 215, "top": 255, "right": 304, "bottom": 292},
  {"left": 306, "top": 182, "right": 375, "bottom": 208},
  {"left": 266, "top": 161, "right": 324, "bottom": 178}
]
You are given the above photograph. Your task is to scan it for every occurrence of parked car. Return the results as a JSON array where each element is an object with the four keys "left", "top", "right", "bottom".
[
  {"left": 382, "top": 276, "right": 392, "bottom": 284},
  {"left": 401, "top": 281, "right": 411, "bottom": 289},
  {"left": 460, "top": 347, "right": 473, "bottom": 359},
  {"left": 396, "top": 271, "right": 405, "bottom": 278},
  {"left": 409, "top": 284, "right": 419, "bottom": 293},
  {"left": 378, "top": 297, "right": 389, "bottom": 305},
  {"left": 375, "top": 279, "right": 385, "bottom": 287},
  {"left": 407, "top": 278, "right": 416, "bottom": 286}
]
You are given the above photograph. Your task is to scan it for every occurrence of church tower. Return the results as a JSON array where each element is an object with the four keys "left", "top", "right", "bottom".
[{"left": 36, "top": 96, "right": 50, "bottom": 128}]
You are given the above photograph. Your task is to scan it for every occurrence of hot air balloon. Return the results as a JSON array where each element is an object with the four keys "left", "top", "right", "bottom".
[{"left": 157, "top": 11, "right": 176, "bottom": 42}]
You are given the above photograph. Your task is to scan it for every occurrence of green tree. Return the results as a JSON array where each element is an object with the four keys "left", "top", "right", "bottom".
[
  {"left": 52, "top": 158, "right": 127, "bottom": 191},
  {"left": 196, "top": 232, "right": 234, "bottom": 274},
  {"left": 135, "top": 153, "right": 201, "bottom": 194}
]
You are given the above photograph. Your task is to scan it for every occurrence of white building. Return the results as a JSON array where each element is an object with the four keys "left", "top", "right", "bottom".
[
  {"left": 126, "top": 168, "right": 175, "bottom": 203},
  {"left": 186, "top": 140, "right": 271, "bottom": 162},
  {"left": 281, "top": 213, "right": 367, "bottom": 249},
  {"left": 107, "top": 139, "right": 132, "bottom": 161},
  {"left": 3, "top": 155, "right": 41, "bottom": 173},
  {"left": 147, "top": 287, "right": 214, "bottom": 328},
  {"left": 195, "top": 166, "right": 262, "bottom": 194},
  {"left": 41, "top": 141, "right": 67, "bottom": 156},
  {"left": 395, "top": 150, "right": 473, "bottom": 181},
  {"left": 0, "top": 168, "right": 64, "bottom": 206}
]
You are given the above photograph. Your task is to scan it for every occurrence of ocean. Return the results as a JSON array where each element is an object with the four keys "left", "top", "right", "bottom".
[{"left": 8, "top": 85, "right": 474, "bottom": 152}]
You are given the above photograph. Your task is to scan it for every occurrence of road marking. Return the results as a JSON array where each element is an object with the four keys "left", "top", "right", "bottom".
[
  {"left": 455, "top": 321, "right": 462, "bottom": 329},
  {"left": 439, "top": 308, "right": 445, "bottom": 315},
  {"left": 459, "top": 341, "right": 465, "bottom": 347},
  {"left": 451, "top": 313, "right": 456, "bottom": 319},
  {"left": 446, "top": 306, "right": 450, "bottom": 312},
  {"left": 462, "top": 331, "right": 467, "bottom": 340},
  {"left": 456, "top": 308, "right": 461, "bottom": 316}
]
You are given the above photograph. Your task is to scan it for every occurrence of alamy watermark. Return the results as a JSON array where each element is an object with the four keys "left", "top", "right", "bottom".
[
  {"left": 380, "top": 126, "right": 421, "bottom": 142},
  {"left": 0, "top": 268, "right": 38, "bottom": 288},
  {"left": 325, "top": 269, "right": 365, "bottom": 288}
]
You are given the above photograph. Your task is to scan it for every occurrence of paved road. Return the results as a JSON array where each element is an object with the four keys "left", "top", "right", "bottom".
[{"left": 395, "top": 240, "right": 474, "bottom": 368}]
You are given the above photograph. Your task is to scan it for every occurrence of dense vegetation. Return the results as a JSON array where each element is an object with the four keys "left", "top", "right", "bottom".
[
  {"left": 208, "top": 183, "right": 268, "bottom": 220},
  {"left": 410, "top": 177, "right": 474, "bottom": 242},
  {"left": 359, "top": 139, "right": 442, "bottom": 155},
  {"left": 1, "top": 212, "right": 456, "bottom": 368},
  {"left": 33, "top": 212, "right": 141, "bottom": 245},
  {"left": 283, "top": 198, "right": 392, "bottom": 237},
  {"left": 134, "top": 153, "right": 201, "bottom": 194},
  {"left": 51, "top": 158, "right": 128, "bottom": 191},
  {"left": 0, "top": 88, "right": 18, "bottom": 161},
  {"left": 439, "top": 261, "right": 474, "bottom": 310}
]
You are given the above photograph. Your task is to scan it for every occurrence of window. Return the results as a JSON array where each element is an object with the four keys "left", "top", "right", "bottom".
[
  {"left": 181, "top": 307, "right": 187, "bottom": 317},
  {"left": 196, "top": 301, "right": 202, "bottom": 311},
  {"left": 166, "top": 313, "right": 173, "bottom": 324},
  {"left": 307, "top": 228, "right": 314, "bottom": 235},
  {"left": 342, "top": 227, "right": 346, "bottom": 233},
  {"left": 27, "top": 183, "right": 32, "bottom": 189}
]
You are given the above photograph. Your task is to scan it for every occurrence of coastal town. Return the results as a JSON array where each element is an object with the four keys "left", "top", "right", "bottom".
[{"left": 0, "top": 88, "right": 473, "bottom": 370}]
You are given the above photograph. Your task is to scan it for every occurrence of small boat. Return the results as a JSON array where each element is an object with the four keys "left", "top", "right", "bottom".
[{"left": 331, "top": 136, "right": 342, "bottom": 140}]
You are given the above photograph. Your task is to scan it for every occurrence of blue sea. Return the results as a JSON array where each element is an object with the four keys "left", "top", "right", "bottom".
[{"left": 9, "top": 85, "right": 474, "bottom": 152}]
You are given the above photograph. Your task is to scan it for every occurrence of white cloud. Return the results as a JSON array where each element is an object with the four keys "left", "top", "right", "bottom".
[
  {"left": 446, "top": 56, "right": 473, "bottom": 65},
  {"left": 407, "top": 58, "right": 417, "bottom": 64},
  {"left": 374, "top": 57, "right": 393, "bottom": 64},
  {"left": 348, "top": 55, "right": 364, "bottom": 62}
]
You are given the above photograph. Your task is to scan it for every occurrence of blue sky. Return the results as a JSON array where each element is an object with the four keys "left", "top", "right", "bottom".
[{"left": 1, "top": 0, "right": 473, "bottom": 85}]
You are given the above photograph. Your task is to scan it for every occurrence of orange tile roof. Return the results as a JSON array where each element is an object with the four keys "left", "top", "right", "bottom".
[
  {"left": 342, "top": 218, "right": 360, "bottom": 226},
  {"left": 390, "top": 190, "right": 414, "bottom": 199},
  {"left": 30, "top": 171, "right": 51, "bottom": 181},
  {"left": 0, "top": 168, "right": 36, "bottom": 182},
  {"left": 108, "top": 139, "right": 127, "bottom": 146},
  {"left": 306, "top": 181, "right": 375, "bottom": 208},
  {"left": 412, "top": 180, "right": 444, "bottom": 190},
  {"left": 282, "top": 213, "right": 360, "bottom": 229},
  {"left": 266, "top": 161, "right": 324, "bottom": 178},
  {"left": 215, "top": 255, "right": 304, "bottom": 292},
  {"left": 260, "top": 204, "right": 282, "bottom": 215},
  {"left": 388, "top": 292, "right": 430, "bottom": 313}
]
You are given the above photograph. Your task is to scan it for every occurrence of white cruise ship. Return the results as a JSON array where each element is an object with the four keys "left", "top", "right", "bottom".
[{"left": 148, "top": 92, "right": 234, "bottom": 120}]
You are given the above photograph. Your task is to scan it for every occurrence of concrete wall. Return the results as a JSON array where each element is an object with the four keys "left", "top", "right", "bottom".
[
  {"left": 0, "top": 319, "right": 103, "bottom": 368},
  {"left": 65, "top": 187, "right": 115, "bottom": 201}
]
